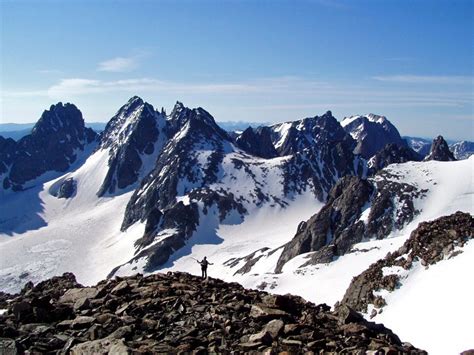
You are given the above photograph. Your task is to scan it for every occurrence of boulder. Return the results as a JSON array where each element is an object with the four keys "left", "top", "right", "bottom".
[
  {"left": 70, "top": 338, "right": 130, "bottom": 355},
  {"left": 59, "top": 288, "right": 99, "bottom": 305}
]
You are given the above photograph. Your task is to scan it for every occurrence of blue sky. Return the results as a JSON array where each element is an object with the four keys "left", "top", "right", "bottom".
[{"left": 1, "top": 0, "right": 473, "bottom": 140}]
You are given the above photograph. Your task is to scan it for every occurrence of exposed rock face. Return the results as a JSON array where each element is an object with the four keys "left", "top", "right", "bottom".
[
  {"left": 97, "top": 96, "right": 167, "bottom": 196},
  {"left": 339, "top": 212, "right": 473, "bottom": 314},
  {"left": 0, "top": 103, "right": 97, "bottom": 191},
  {"left": 0, "top": 272, "right": 424, "bottom": 353},
  {"left": 53, "top": 178, "right": 76, "bottom": 199},
  {"left": 276, "top": 176, "right": 373, "bottom": 272},
  {"left": 449, "top": 140, "right": 474, "bottom": 160},
  {"left": 0, "top": 136, "right": 17, "bottom": 177},
  {"left": 275, "top": 112, "right": 363, "bottom": 201},
  {"left": 368, "top": 143, "right": 422, "bottom": 174},
  {"left": 275, "top": 168, "right": 428, "bottom": 273},
  {"left": 112, "top": 103, "right": 246, "bottom": 272},
  {"left": 341, "top": 114, "right": 406, "bottom": 159},
  {"left": 424, "top": 135, "right": 456, "bottom": 161},
  {"left": 122, "top": 102, "right": 231, "bottom": 224},
  {"left": 235, "top": 126, "right": 278, "bottom": 159}
]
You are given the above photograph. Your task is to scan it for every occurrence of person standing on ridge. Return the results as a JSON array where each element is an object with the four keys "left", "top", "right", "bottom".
[{"left": 197, "top": 256, "right": 213, "bottom": 279}]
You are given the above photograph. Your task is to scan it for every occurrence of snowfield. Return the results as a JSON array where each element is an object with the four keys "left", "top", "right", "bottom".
[
  {"left": 0, "top": 149, "right": 146, "bottom": 293},
  {"left": 0, "top": 155, "right": 472, "bottom": 354}
]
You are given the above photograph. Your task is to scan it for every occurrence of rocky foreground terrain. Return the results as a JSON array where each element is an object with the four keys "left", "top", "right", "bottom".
[{"left": 0, "top": 271, "right": 425, "bottom": 354}]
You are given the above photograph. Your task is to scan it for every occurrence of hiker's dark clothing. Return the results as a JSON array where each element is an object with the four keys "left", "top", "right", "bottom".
[{"left": 198, "top": 259, "right": 212, "bottom": 279}]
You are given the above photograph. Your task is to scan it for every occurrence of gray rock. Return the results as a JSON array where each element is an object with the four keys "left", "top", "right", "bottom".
[
  {"left": 248, "top": 330, "right": 272, "bottom": 345},
  {"left": 0, "top": 338, "right": 18, "bottom": 355},
  {"left": 70, "top": 338, "right": 129, "bottom": 355},
  {"left": 71, "top": 316, "right": 95, "bottom": 329},
  {"left": 250, "top": 304, "right": 289, "bottom": 320},
  {"left": 73, "top": 297, "right": 90, "bottom": 311},
  {"left": 59, "top": 288, "right": 99, "bottom": 305},
  {"left": 263, "top": 319, "right": 284, "bottom": 339}
]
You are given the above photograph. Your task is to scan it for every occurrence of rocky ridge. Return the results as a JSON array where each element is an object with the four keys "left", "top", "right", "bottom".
[
  {"left": 338, "top": 212, "right": 473, "bottom": 315},
  {"left": 0, "top": 272, "right": 425, "bottom": 354},
  {"left": 368, "top": 143, "right": 422, "bottom": 174},
  {"left": 275, "top": 167, "right": 427, "bottom": 273}
]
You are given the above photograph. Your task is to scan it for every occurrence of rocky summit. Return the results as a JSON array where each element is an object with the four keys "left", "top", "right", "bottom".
[
  {"left": 424, "top": 135, "right": 456, "bottom": 162},
  {"left": 0, "top": 272, "right": 424, "bottom": 354}
]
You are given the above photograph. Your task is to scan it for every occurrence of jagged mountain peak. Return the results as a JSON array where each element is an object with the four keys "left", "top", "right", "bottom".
[
  {"left": 341, "top": 113, "right": 387, "bottom": 127},
  {"left": 1, "top": 102, "right": 97, "bottom": 190},
  {"left": 271, "top": 111, "right": 352, "bottom": 157},
  {"left": 424, "top": 135, "right": 456, "bottom": 162},
  {"left": 341, "top": 113, "right": 405, "bottom": 159},
  {"left": 101, "top": 97, "right": 163, "bottom": 149},
  {"left": 366, "top": 113, "right": 387, "bottom": 124},
  {"left": 97, "top": 97, "right": 168, "bottom": 196},
  {"left": 168, "top": 103, "right": 229, "bottom": 142},
  {"left": 31, "top": 102, "right": 85, "bottom": 136}
]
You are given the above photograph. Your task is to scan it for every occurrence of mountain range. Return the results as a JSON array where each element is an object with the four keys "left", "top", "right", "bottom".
[{"left": 0, "top": 97, "right": 472, "bottom": 354}]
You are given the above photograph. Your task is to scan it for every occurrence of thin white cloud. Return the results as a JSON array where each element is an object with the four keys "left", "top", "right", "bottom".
[
  {"left": 97, "top": 56, "right": 139, "bottom": 72},
  {"left": 45, "top": 76, "right": 328, "bottom": 98},
  {"left": 2, "top": 75, "right": 472, "bottom": 111},
  {"left": 372, "top": 75, "right": 473, "bottom": 85}
]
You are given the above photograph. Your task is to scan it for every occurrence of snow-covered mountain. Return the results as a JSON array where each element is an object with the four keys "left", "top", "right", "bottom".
[
  {"left": 0, "top": 98, "right": 363, "bottom": 290},
  {"left": 449, "top": 140, "right": 474, "bottom": 160},
  {"left": 0, "top": 98, "right": 473, "bottom": 353},
  {"left": 403, "top": 136, "right": 432, "bottom": 157},
  {"left": 340, "top": 114, "right": 409, "bottom": 160}
]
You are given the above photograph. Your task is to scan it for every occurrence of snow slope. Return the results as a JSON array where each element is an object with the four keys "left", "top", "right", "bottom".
[
  {"left": 375, "top": 239, "right": 474, "bottom": 355},
  {"left": 0, "top": 149, "right": 145, "bottom": 293}
]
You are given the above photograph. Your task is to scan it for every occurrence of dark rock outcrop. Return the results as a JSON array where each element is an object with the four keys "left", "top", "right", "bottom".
[
  {"left": 0, "top": 272, "right": 424, "bottom": 353},
  {"left": 276, "top": 176, "right": 373, "bottom": 272},
  {"left": 369, "top": 143, "right": 422, "bottom": 174},
  {"left": 424, "top": 135, "right": 456, "bottom": 161},
  {"left": 54, "top": 178, "right": 76, "bottom": 199},
  {"left": 342, "top": 114, "right": 406, "bottom": 159},
  {"left": 0, "top": 103, "right": 97, "bottom": 191},
  {"left": 339, "top": 212, "right": 473, "bottom": 314},
  {"left": 235, "top": 126, "right": 278, "bottom": 159},
  {"left": 276, "top": 168, "right": 427, "bottom": 273}
]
